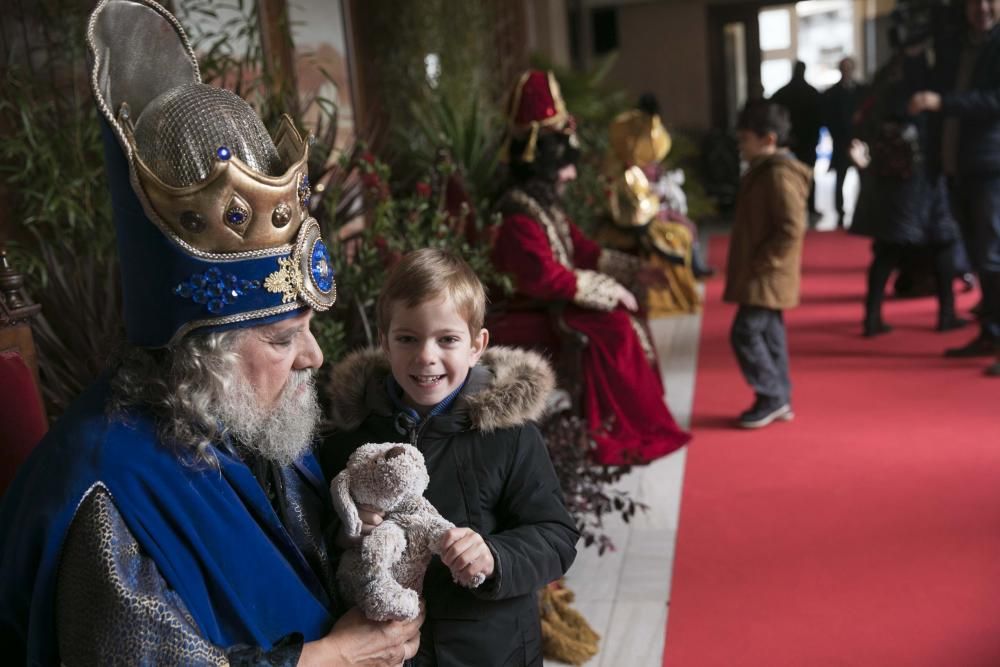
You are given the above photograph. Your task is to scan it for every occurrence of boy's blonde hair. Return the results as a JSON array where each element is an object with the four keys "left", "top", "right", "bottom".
[{"left": 376, "top": 248, "right": 487, "bottom": 336}]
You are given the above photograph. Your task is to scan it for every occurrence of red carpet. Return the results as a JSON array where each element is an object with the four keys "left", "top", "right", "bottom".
[{"left": 663, "top": 232, "right": 1000, "bottom": 667}]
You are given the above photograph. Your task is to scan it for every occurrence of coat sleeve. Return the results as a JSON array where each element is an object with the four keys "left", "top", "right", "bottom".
[
  {"left": 569, "top": 221, "right": 602, "bottom": 269},
  {"left": 56, "top": 486, "right": 303, "bottom": 667},
  {"left": 492, "top": 213, "right": 626, "bottom": 311},
  {"left": 941, "top": 57, "right": 1000, "bottom": 119},
  {"left": 476, "top": 425, "right": 579, "bottom": 601},
  {"left": 753, "top": 168, "right": 807, "bottom": 272},
  {"left": 492, "top": 213, "right": 581, "bottom": 301}
]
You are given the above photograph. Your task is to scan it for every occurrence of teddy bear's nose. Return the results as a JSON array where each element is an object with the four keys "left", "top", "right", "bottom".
[{"left": 384, "top": 446, "right": 407, "bottom": 461}]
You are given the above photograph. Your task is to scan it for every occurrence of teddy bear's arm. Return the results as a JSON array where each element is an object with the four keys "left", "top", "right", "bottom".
[
  {"left": 412, "top": 497, "right": 455, "bottom": 555},
  {"left": 361, "top": 520, "right": 407, "bottom": 568}
]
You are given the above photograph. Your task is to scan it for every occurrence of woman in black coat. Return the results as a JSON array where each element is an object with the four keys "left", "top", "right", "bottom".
[
  {"left": 851, "top": 48, "right": 967, "bottom": 336},
  {"left": 320, "top": 346, "right": 579, "bottom": 667}
]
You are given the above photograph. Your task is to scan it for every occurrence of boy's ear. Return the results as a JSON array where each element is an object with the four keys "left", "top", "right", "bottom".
[
  {"left": 471, "top": 328, "right": 489, "bottom": 364},
  {"left": 766, "top": 131, "right": 780, "bottom": 147}
]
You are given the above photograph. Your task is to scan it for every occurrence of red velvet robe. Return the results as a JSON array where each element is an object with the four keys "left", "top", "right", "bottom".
[{"left": 491, "top": 205, "right": 691, "bottom": 465}]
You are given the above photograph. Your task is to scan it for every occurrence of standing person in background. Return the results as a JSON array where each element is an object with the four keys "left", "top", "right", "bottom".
[
  {"left": 772, "top": 61, "right": 823, "bottom": 223},
  {"left": 850, "top": 33, "right": 968, "bottom": 337},
  {"left": 909, "top": 0, "right": 1000, "bottom": 375},
  {"left": 823, "top": 57, "right": 866, "bottom": 228},
  {"left": 725, "top": 101, "right": 811, "bottom": 429}
]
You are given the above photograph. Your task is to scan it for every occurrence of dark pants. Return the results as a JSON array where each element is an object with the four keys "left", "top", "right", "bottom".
[
  {"left": 834, "top": 165, "right": 850, "bottom": 221},
  {"left": 730, "top": 305, "right": 791, "bottom": 403},
  {"left": 864, "top": 241, "right": 957, "bottom": 327},
  {"left": 948, "top": 175, "right": 1000, "bottom": 340}
]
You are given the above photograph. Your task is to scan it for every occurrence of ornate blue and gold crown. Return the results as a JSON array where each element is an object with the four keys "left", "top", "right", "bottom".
[{"left": 87, "top": 0, "right": 335, "bottom": 347}]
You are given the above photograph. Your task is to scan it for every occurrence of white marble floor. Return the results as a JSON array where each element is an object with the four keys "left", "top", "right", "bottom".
[{"left": 545, "top": 309, "right": 703, "bottom": 667}]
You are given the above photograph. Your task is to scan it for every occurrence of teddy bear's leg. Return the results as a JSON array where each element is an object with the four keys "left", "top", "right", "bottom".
[{"left": 359, "top": 521, "right": 421, "bottom": 621}]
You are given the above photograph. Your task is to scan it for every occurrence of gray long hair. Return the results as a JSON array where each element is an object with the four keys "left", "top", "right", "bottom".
[{"left": 109, "top": 330, "right": 244, "bottom": 467}]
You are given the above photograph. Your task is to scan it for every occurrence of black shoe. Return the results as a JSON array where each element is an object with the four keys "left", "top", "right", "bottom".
[
  {"left": 738, "top": 397, "right": 794, "bottom": 429},
  {"left": 944, "top": 335, "right": 997, "bottom": 358},
  {"left": 863, "top": 320, "right": 893, "bottom": 337},
  {"left": 936, "top": 316, "right": 972, "bottom": 332}
]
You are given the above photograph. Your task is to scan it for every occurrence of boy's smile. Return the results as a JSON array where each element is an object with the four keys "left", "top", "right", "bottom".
[{"left": 384, "top": 295, "right": 489, "bottom": 414}]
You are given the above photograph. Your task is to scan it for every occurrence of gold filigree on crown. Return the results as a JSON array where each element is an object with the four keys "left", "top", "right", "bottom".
[{"left": 123, "top": 115, "right": 311, "bottom": 254}]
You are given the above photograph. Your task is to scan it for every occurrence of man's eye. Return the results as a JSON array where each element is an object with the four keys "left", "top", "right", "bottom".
[{"left": 271, "top": 339, "right": 293, "bottom": 348}]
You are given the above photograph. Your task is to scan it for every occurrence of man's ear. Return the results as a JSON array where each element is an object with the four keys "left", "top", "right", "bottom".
[{"left": 470, "top": 328, "right": 489, "bottom": 364}]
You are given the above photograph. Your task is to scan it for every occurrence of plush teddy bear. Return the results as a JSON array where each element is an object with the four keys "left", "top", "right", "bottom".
[{"left": 331, "top": 441, "right": 474, "bottom": 622}]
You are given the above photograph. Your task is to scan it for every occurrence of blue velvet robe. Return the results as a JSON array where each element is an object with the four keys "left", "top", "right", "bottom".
[{"left": 0, "top": 379, "right": 338, "bottom": 664}]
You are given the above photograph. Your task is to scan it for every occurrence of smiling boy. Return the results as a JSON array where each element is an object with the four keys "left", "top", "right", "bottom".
[{"left": 320, "top": 248, "right": 578, "bottom": 667}]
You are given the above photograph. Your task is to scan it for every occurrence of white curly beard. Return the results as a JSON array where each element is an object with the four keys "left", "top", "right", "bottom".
[{"left": 216, "top": 368, "right": 320, "bottom": 466}]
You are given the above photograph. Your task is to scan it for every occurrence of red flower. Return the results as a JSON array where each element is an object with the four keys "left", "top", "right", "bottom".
[
  {"left": 360, "top": 151, "right": 376, "bottom": 164},
  {"left": 415, "top": 181, "right": 432, "bottom": 199}
]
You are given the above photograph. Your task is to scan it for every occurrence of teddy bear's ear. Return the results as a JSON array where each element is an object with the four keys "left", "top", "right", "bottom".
[{"left": 330, "top": 471, "right": 362, "bottom": 537}]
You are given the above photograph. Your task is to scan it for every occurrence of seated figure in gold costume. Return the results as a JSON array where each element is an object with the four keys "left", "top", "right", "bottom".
[{"left": 598, "top": 100, "right": 707, "bottom": 317}]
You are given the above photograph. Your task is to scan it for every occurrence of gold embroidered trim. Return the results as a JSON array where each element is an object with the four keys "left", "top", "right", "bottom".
[
  {"left": 264, "top": 256, "right": 304, "bottom": 303},
  {"left": 505, "top": 190, "right": 575, "bottom": 269}
]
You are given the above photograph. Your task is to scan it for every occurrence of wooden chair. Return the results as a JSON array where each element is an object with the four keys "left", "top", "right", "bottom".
[{"left": 0, "top": 249, "right": 47, "bottom": 495}]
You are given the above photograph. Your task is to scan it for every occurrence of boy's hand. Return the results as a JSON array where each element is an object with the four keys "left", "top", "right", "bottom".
[
  {"left": 358, "top": 504, "right": 385, "bottom": 535},
  {"left": 337, "top": 504, "right": 385, "bottom": 548},
  {"left": 439, "top": 527, "right": 495, "bottom": 587}
]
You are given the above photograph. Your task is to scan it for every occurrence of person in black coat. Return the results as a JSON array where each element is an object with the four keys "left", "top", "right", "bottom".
[
  {"left": 823, "top": 57, "right": 866, "bottom": 227},
  {"left": 851, "top": 44, "right": 968, "bottom": 336},
  {"left": 908, "top": 0, "right": 1000, "bottom": 374},
  {"left": 320, "top": 249, "right": 579, "bottom": 667},
  {"left": 772, "top": 61, "right": 823, "bottom": 217}
]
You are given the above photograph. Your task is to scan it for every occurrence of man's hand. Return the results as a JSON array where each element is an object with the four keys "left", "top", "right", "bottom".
[
  {"left": 612, "top": 284, "right": 639, "bottom": 312},
  {"left": 299, "top": 606, "right": 423, "bottom": 667},
  {"left": 336, "top": 504, "right": 385, "bottom": 548},
  {"left": 439, "top": 527, "right": 495, "bottom": 588},
  {"left": 908, "top": 91, "right": 941, "bottom": 115}
]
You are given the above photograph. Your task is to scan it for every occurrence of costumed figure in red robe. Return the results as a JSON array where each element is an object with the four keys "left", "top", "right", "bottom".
[{"left": 490, "top": 70, "right": 691, "bottom": 466}]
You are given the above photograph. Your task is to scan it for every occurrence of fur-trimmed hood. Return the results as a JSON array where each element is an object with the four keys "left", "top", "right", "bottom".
[{"left": 326, "top": 346, "right": 555, "bottom": 434}]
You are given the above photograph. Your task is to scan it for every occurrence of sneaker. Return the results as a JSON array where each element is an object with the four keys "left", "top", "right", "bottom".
[
  {"left": 738, "top": 398, "right": 794, "bottom": 429},
  {"left": 944, "top": 334, "right": 997, "bottom": 358}
]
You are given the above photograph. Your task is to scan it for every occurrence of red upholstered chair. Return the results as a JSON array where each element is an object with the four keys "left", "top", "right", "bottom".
[{"left": 0, "top": 250, "right": 47, "bottom": 495}]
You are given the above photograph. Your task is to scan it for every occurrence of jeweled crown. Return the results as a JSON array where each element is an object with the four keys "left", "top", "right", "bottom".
[{"left": 87, "top": 0, "right": 335, "bottom": 347}]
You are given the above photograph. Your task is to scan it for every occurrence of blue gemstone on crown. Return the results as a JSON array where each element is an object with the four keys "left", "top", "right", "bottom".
[
  {"left": 217, "top": 146, "right": 232, "bottom": 161},
  {"left": 174, "top": 268, "right": 262, "bottom": 313},
  {"left": 310, "top": 240, "right": 334, "bottom": 292}
]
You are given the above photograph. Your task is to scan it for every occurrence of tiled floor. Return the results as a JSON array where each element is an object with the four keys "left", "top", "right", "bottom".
[{"left": 545, "top": 309, "right": 702, "bottom": 667}]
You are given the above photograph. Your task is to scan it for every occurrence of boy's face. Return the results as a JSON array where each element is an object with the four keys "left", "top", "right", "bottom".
[
  {"left": 737, "top": 129, "right": 778, "bottom": 162},
  {"left": 383, "top": 295, "right": 488, "bottom": 413}
]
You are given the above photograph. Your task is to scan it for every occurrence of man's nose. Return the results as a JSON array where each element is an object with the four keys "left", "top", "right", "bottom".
[{"left": 295, "top": 326, "right": 324, "bottom": 370}]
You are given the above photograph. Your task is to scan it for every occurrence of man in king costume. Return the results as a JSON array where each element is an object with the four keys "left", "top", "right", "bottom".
[
  {"left": 0, "top": 1, "right": 420, "bottom": 664},
  {"left": 490, "top": 70, "right": 692, "bottom": 466}
]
